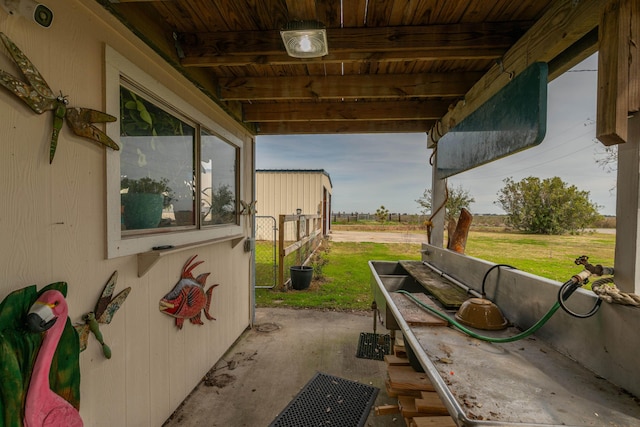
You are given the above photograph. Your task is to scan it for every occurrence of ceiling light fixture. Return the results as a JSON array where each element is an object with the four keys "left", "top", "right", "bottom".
[{"left": 280, "top": 20, "right": 328, "bottom": 59}]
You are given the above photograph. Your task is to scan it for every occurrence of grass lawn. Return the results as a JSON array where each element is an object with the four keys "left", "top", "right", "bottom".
[
  {"left": 255, "top": 231, "right": 616, "bottom": 311},
  {"left": 255, "top": 241, "right": 421, "bottom": 311},
  {"left": 465, "top": 231, "right": 615, "bottom": 282}
]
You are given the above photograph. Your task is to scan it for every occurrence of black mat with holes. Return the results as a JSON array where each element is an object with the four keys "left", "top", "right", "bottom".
[
  {"left": 355, "top": 332, "right": 391, "bottom": 360},
  {"left": 268, "top": 372, "right": 379, "bottom": 427}
]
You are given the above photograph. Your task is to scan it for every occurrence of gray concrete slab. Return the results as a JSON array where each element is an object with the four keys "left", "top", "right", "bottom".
[{"left": 163, "top": 308, "right": 401, "bottom": 427}]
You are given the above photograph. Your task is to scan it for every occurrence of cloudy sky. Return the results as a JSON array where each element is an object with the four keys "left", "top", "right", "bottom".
[{"left": 256, "top": 53, "right": 617, "bottom": 216}]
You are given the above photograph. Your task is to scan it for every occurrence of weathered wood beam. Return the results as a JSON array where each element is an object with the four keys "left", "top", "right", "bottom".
[
  {"left": 256, "top": 120, "right": 435, "bottom": 135},
  {"left": 220, "top": 72, "right": 481, "bottom": 101},
  {"left": 243, "top": 100, "right": 453, "bottom": 122},
  {"left": 178, "top": 22, "right": 526, "bottom": 67},
  {"left": 429, "top": 0, "right": 606, "bottom": 146},
  {"left": 181, "top": 47, "right": 508, "bottom": 67},
  {"left": 548, "top": 28, "right": 598, "bottom": 80},
  {"left": 597, "top": 0, "right": 637, "bottom": 146}
]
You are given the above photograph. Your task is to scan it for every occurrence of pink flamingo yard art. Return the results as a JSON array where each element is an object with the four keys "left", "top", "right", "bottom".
[{"left": 25, "top": 290, "right": 83, "bottom": 427}]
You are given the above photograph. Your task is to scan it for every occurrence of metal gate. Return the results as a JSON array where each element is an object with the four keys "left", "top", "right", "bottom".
[{"left": 255, "top": 216, "right": 277, "bottom": 288}]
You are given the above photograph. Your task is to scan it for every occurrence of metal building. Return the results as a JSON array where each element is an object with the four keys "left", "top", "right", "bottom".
[{"left": 256, "top": 169, "right": 333, "bottom": 238}]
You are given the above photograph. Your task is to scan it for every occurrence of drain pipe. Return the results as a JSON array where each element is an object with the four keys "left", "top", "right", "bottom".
[{"left": 420, "top": 260, "right": 483, "bottom": 299}]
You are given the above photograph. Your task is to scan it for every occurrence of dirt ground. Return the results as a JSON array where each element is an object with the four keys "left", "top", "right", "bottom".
[
  {"left": 328, "top": 228, "right": 615, "bottom": 244},
  {"left": 329, "top": 229, "right": 428, "bottom": 244}
]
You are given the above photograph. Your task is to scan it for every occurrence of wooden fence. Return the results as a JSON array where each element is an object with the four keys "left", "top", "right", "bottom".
[{"left": 278, "top": 214, "right": 322, "bottom": 289}]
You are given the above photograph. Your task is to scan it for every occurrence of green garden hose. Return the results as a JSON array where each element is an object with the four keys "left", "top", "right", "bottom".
[{"left": 396, "top": 289, "right": 563, "bottom": 343}]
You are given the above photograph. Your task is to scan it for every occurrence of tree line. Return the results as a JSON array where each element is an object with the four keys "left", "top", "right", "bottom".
[{"left": 416, "top": 176, "right": 602, "bottom": 235}]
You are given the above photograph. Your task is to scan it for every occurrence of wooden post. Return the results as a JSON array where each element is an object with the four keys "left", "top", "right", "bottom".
[
  {"left": 596, "top": 0, "right": 637, "bottom": 146},
  {"left": 429, "top": 153, "right": 445, "bottom": 248},
  {"left": 614, "top": 114, "right": 640, "bottom": 294},
  {"left": 631, "top": 0, "right": 640, "bottom": 114},
  {"left": 449, "top": 208, "right": 473, "bottom": 254}
]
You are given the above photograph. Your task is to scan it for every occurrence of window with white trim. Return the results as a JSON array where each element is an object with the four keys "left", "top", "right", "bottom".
[{"left": 105, "top": 46, "right": 244, "bottom": 258}]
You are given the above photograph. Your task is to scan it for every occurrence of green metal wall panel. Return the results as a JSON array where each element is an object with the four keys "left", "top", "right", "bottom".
[{"left": 436, "top": 62, "right": 548, "bottom": 179}]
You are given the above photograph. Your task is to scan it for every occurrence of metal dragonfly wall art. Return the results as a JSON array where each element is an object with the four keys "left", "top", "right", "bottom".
[
  {"left": 0, "top": 32, "right": 119, "bottom": 163},
  {"left": 75, "top": 271, "right": 131, "bottom": 359}
]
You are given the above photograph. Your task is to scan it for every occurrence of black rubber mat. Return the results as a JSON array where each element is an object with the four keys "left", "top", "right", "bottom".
[
  {"left": 268, "top": 372, "right": 379, "bottom": 427},
  {"left": 355, "top": 332, "right": 390, "bottom": 360}
]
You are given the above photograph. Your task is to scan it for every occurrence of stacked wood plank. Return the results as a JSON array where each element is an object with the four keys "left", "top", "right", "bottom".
[{"left": 374, "top": 334, "right": 456, "bottom": 427}]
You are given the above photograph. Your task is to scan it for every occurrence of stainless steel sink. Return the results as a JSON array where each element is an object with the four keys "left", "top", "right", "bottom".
[{"left": 369, "top": 261, "right": 426, "bottom": 330}]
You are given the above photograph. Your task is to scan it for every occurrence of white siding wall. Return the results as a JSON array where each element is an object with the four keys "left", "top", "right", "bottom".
[{"left": 0, "top": 2, "right": 253, "bottom": 425}]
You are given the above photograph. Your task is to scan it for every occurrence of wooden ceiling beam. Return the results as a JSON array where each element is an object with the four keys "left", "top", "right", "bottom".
[
  {"left": 177, "top": 22, "right": 527, "bottom": 67},
  {"left": 181, "top": 47, "right": 508, "bottom": 67},
  {"left": 220, "top": 72, "right": 482, "bottom": 101},
  {"left": 243, "top": 100, "right": 453, "bottom": 122},
  {"left": 256, "top": 120, "right": 435, "bottom": 135},
  {"left": 429, "top": 0, "right": 606, "bottom": 146}
]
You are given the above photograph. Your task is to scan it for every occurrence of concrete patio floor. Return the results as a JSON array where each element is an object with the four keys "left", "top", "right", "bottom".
[{"left": 162, "top": 307, "right": 400, "bottom": 427}]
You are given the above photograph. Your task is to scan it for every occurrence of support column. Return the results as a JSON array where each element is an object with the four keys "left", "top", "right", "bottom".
[
  {"left": 614, "top": 113, "right": 640, "bottom": 293},
  {"left": 430, "top": 152, "right": 445, "bottom": 248}
]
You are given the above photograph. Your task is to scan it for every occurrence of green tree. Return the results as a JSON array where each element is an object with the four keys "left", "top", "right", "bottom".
[
  {"left": 202, "top": 184, "right": 235, "bottom": 224},
  {"left": 496, "top": 176, "right": 602, "bottom": 234},
  {"left": 374, "top": 205, "right": 389, "bottom": 223},
  {"left": 416, "top": 184, "right": 475, "bottom": 242}
]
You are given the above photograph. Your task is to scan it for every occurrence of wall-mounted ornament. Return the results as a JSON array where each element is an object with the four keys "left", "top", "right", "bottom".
[
  {"left": 25, "top": 289, "right": 84, "bottom": 426},
  {"left": 159, "top": 255, "right": 218, "bottom": 329},
  {"left": 0, "top": 283, "right": 81, "bottom": 426},
  {"left": 239, "top": 200, "right": 257, "bottom": 215},
  {"left": 74, "top": 271, "right": 130, "bottom": 359},
  {"left": 0, "top": 32, "right": 119, "bottom": 163}
]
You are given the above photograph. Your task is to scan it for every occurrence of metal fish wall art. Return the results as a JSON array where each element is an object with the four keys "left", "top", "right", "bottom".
[{"left": 159, "top": 255, "right": 218, "bottom": 329}]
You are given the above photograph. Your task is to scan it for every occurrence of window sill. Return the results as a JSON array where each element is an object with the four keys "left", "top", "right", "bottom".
[{"left": 137, "top": 233, "right": 245, "bottom": 277}]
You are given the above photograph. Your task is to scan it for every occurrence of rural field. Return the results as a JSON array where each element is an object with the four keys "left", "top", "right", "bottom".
[{"left": 255, "top": 221, "right": 616, "bottom": 312}]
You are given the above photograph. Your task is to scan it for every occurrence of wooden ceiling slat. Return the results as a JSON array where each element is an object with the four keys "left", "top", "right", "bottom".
[
  {"left": 257, "top": 120, "right": 435, "bottom": 134},
  {"left": 149, "top": 2, "right": 203, "bottom": 32},
  {"left": 284, "top": 0, "right": 317, "bottom": 21},
  {"left": 341, "top": 0, "right": 367, "bottom": 28},
  {"left": 248, "top": 0, "right": 289, "bottom": 30},
  {"left": 460, "top": 1, "right": 497, "bottom": 23},
  {"left": 219, "top": 72, "right": 482, "bottom": 100},
  {"left": 484, "top": 1, "right": 548, "bottom": 23},
  {"left": 212, "top": 0, "right": 261, "bottom": 31},
  {"left": 366, "top": 0, "right": 394, "bottom": 27},
  {"left": 388, "top": 0, "right": 411, "bottom": 25},
  {"left": 316, "top": 0, "right": 342, "bottom": 28},
  {"left": 387, "top": 0, "right": 435, "bottom": 26},
  {"left": 430, "top": 0, "right": 471, "bottom": 24},
  {"left": 243, "top": 100, "right": 453, "bottom": 122}
]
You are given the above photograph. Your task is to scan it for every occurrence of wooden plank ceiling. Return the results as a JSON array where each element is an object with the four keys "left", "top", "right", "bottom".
[{"left": 103, "top": 0, "right": 557, "bottom": 135}]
